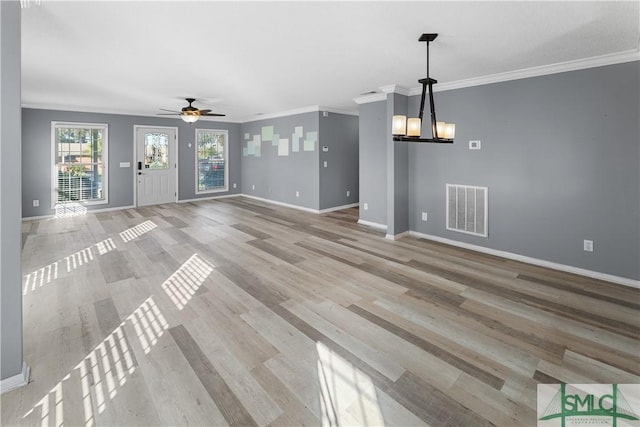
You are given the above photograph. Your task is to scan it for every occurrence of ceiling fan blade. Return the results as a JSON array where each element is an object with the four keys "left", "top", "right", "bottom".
[{"left": 157, "top": 99, "right": 226, "bottom": 118}]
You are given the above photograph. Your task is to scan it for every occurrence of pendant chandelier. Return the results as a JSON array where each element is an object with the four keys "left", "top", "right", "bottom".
[{"left": 392, "top": 33, "right": 455, "bottom": 143}]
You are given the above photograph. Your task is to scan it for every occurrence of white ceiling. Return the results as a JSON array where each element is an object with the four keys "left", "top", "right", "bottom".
[{"left": 21, "top": 1, "right": 640, "bottom": 122}]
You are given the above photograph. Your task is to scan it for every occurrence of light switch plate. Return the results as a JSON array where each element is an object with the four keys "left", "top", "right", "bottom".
[{"left": 469, "top": 140, "right": 481, "bottom": 150}]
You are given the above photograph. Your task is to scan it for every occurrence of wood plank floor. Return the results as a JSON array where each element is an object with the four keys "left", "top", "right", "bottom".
[{"left": 2, "top": 197, "right": 639, "bottom": 426}]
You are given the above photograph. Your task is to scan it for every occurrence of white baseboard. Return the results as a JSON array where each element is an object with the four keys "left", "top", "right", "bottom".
[
  {"left": 386, "top": 231, "right": 410, "bottom": 241},
  {"left": 178, "top": 193, "right": 241, "bottom": 203},
  {"left": 93, "top": 205, "right": 136, "bottom": 213},
  {"left": 409, "top": 231, "right": 640, "bottom": 289},
  {"left": 319, "top": 203, "right": 360, "bottom": 214},
  {"left": 22, "top": 195, "right": 357, "bottom": 220},
  {"left": 22, "top": 196, "right": 352, "bottom": 220},
  {"left": 0, "top": 362, "right": 30, "bottom": 394},
  {"left": 22, "top": 205, "right": 136, "bottom": 221},
  {"left": 357, "top": 219, "right": 387, "bottom": 231},
  {"left": 241, "top": 194, "right": 357, "bottom": 214},
  {"left": 22, "top": 213, "right": 55, "bottom": 221},
  {"left": 241, "top": 194, "right": 320, "bottom": 213}
]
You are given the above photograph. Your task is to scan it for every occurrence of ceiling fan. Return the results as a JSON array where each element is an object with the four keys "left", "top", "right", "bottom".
[{"left": 158, "top": 98, "right": 225, "bottom": 123}]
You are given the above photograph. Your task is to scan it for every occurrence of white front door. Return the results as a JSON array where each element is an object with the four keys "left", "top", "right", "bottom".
[{"left": 135, "top": 126, "right": 177, "bottom": 206}]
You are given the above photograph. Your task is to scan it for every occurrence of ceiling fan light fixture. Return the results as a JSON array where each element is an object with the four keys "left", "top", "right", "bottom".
[
  {"left": 157, "top": 98, "right": 225, "bottom": 122},
  {"left": 181, "top": 112, "right": 199, "bottom": 123}
]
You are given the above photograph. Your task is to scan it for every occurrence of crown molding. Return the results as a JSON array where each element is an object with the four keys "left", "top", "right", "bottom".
[
  {"left": 353, "top": 92, "right": 387, "bottom": 105},
  {"left": 319, "top": 106, "right": 359, "bottom": 116},
  {"left": 244, "top": 106, "right": 319, "bottom": 122},
  {"left": 407, "top": 48, "right": 640, "bottom": 96},
  {"left": 379, "top": 84, "right": 410, "bottom": 96},
  {"left": 22, "top": 103, "right": 359, "bottom": 124},
  {"left": 21, "top": 103, "right": 242, "bottom": 123},
  {"left": 243, "top": 105, "right": 358, "bottom": 122},
  {"left": 24, "top": 50, "right": 639, "bottom": 121}
]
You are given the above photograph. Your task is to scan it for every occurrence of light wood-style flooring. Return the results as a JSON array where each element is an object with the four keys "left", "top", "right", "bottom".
[{"left": 2, "top": 197, "right": 639, "bottom": 426}]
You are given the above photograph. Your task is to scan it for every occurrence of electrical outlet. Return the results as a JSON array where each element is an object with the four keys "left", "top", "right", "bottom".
[
  {"left": 363, "top": 203, "right": 368, "bottom": 210},
  {"left": 346, "top": 190, "right": 350, "bottom": 197},
  {"left": 323, "top": 161, "right": 328, "bottom": 168},
  {"left": 33, "top": 199, "right": 39, "bottom": 207},
  {"left": 233, "top": 183, "right": 237, "bottom": 189},
  {"left": 583, "top": 240, "right": 594, "bottom": 252},
  {"left": 252, "top": 184, "right": 255, "bottom": 190},
  {"left": 421, "top": 212, "right": 428, "bottom": 221},
  {"left": 295, "top": 191, "right": 300, "bottom": 198}
]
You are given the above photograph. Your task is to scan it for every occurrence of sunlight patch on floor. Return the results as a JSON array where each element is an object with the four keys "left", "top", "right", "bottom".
[
  {"left": 161, "top": 254, "right": 214, "bottom": 310},
  {"left": 127, "top": 297, "right": 170, "bottom": 354},
  {"left": 23, "top": 238, "right": 116, "bottom": 295},
  {"left": 316, "top": 341, "right": 386, "bottom": 426},
  {"left": 54, "top": 203, "right": 87, "bottom": 219},
  {"left": 119, "top": 220, "right": 157, "bottom": 243},
  {"left": 23, "top": 296, "right": 167, "bottom": 426}
]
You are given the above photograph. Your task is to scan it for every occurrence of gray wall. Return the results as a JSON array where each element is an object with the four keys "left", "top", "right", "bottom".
[
  {"left": 22, "top": 109, "right": 241, "bottom": 217},
  {"left": 406, "top": 61, "right": 639, "bottom": 281},
  {"left": 358, "top": 101, "right": 387, "bottom": 226},
  {"left": 387, "top": 93, "right": 409, "bottom": 236},
  {"left": 240, "top": 112, "right": 320, "bottom": 210},
  {"left": 1, "top": 0, "right": 25, "bottom": 381},
  {"left": 318, "top": 112, "right": 359, "bottom": 210}
]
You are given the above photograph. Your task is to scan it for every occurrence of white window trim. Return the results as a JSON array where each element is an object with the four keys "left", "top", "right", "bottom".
[
  {"left": 195, "top": 128, "right": 229, "bottom": 194},
  {"left": 51, "top": 121, "right": 109, "bottom": 209}
]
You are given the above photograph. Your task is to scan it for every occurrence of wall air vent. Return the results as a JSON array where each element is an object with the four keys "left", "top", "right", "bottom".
[{"left": 446, "top": 184, "right": 488, "bottom": 237}]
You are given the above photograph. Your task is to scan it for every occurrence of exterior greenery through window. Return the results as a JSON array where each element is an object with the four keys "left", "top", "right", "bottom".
[
  {"left": 196, "top": 129, "right": 228, "bottom": 193},
  {"left": 53, "top": 122, "right": 108, "bottom": 205},
  {"left": 145, "top": 132, "right": 169, "bottom": 169}
]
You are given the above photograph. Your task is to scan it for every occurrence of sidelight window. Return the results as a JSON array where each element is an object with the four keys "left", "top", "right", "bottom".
[{"left": 195, "top": 129, "right": 228, "bottom": 193}]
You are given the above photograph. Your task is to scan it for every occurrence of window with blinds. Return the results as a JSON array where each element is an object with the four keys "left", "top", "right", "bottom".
[{"left": 52, "top": 122, "right": 108, "bottom": 206}]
